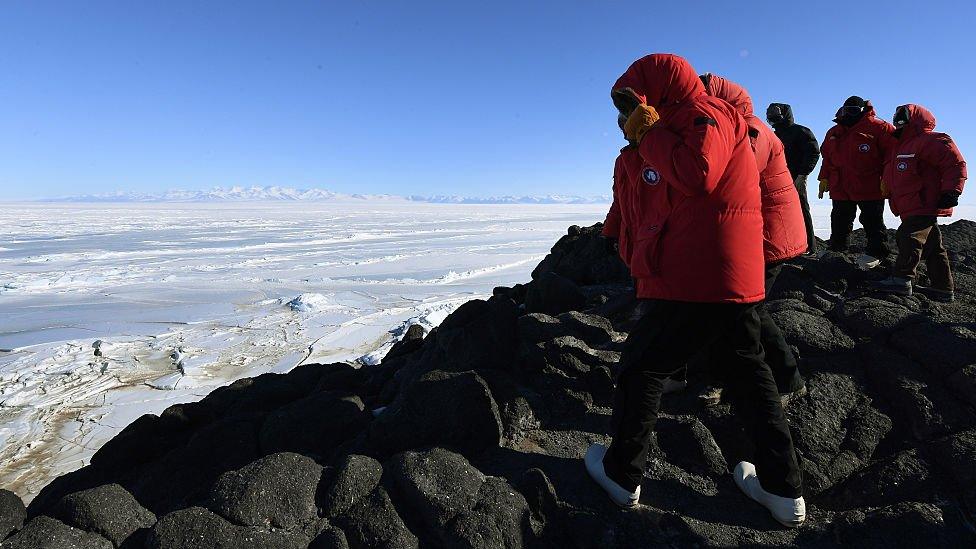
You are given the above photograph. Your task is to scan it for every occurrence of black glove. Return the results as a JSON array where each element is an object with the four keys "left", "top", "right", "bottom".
[
  {"left": 602, "top": 236, "right": 619, "bottom": 254},
  {"left": 937, "top": 192, "right": 960, "bottom": 209}
]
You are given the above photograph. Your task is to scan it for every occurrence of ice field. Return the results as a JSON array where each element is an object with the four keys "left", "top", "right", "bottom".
[
  {"left": 0, "top": 202, "right": 610, "bottom": 501},
  {"left": 1, "top": 200, "right": 973, "bottom": 502}
]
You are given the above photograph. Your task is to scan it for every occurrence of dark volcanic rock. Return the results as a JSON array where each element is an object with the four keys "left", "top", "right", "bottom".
[
  {"left": 825, "top": 502, "right": 960, "bottom": 547},
  {"left": 770, "top": 307, "right": 854, "bottom": 355},
  {"left": 365, "top": 370, "right": 502, "bottom": 458},
  {"left": 208, "top": 452, "right": 321, "bottom": 529},
  {"left": 259, "top": 392, "right": 368, "bottom": 458},
  {"left": 54, "top": 483, "right": 155, "bottom": 547},
  {"left": 524, "top": 272, "right": 587, "bottom": 316},
  {"left": 431, "top": 297, "right": 519, "bottom": 374},
  {"left": 389, "top": 448, "right": 529, "bottom": 549},
  {"left": 321, "top": 454, "right": 384, "bottom": 518},
  {"left": 331, "top": 488, "right": 418, "bottom": 549},
  {"left": 4, "top": 516, "right": 113, "bottom": 549},
  {"left": 20, "top": 220, "right": 976, "bottom": 548},
  {"left": 309, "top": 524, "right": 350, "bottom": 549},
  {"left": 384, "top": 324, "right": 426, "bottom": 362},
  {"left": 148, "top": 507, "right": 308, "bottom": 549},
  {"left": 530, "top": 223, "right": 630, "bottom": 285},
  {"left": 0, "top": 489, "right": 26, "bottom": 540}
]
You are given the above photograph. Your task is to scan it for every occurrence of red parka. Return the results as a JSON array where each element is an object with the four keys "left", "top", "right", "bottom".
[
  {"left": 603, "top": 153, "right": 625, "bottom": 239},
  {"left": 612, "top": 54, "right": 765, "bottom": 303},
  {"left": 703, "top": 74, "right": 808, "bottom": 262},
  {"left": 818, "top": 105, "right": 896, "bottom": 201},
  {"left": 603, "top": 147, "right": 640, "bottom": 266},
  {"left": 884, "top": 104, "right": 967, "bottom": 218}
]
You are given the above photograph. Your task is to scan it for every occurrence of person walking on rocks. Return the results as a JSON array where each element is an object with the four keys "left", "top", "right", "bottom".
[
  {"left": 701, "top": 73, "right": 807, "bottom": 402},
  {"left": 818, "top": 96, "right": 895, "bottom": 258},
  {"left": 585, "top": 53, "right": 805, "bottom": 528},
  {"left": 869, "top": 104, "right": 967, "bottom": 301},
  {"left": 766, "top": 102, "right": 820, "bottom": 255}
]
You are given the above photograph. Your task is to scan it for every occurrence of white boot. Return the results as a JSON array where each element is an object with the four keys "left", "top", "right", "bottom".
[
  {"left": 584, "top": 443, "right": 640, "bottom": 508},
  {"left": 732, "top": 461, "right": 805, "bottom": 527}
]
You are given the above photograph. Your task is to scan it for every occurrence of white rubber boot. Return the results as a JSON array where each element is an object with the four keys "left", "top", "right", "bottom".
[
  {"left": 584, "top": 443, "right": 640, "bottom": 508},
  {"left": 733, "top": 461, "right": 805, "bottom": 528}
]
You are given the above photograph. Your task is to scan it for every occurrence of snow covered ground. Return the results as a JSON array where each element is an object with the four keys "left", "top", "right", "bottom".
[
  {"left": 0, "top": 202, "right": 606, "bottom": 501},
  {"left": 1, "top": 200, "right": 972, "bottom": 503}
]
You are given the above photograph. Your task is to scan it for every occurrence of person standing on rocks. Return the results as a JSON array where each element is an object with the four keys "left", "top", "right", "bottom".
[
  {"left": 700, "top": 73, "right": 808, "bottom": 403},
  {"left": 585, "top": 53, "right": 805, "bottom": 528},
  {"left": 869, "top": 104, "right": 967, "bottom": 301},
  {"left": 602, "top": 114, "right": 637, "bottom": 263},
  {"left": 817, "top": 96, "right": 896, "bottom": 259},
  {"left": 766, "top": 102, "right": 820, "bottom": 255}
]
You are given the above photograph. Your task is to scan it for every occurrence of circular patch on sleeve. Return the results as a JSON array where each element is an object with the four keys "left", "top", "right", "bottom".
[
  {"left": 858, "top": 143, "right": 871, "bottom": 153},
  {"left": 642, "top": 167, "right": 661, "bottom": 185},
  {"left": 897, "top": 161, "right": 908, "bottom": 171}
]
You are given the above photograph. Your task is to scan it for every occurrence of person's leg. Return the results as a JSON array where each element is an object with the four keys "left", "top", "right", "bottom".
[
  {"left": 604, "top": 301, "right": 726, "bottom": 491},
  {"left": 721, "top": 305, "right": 803, "bottom": 499},
  {"left": 793, "top": 174, "right": 817, "bottom": 253},
  {"left": 858, "top": 200, "right": 890, "bottom": 258},
  {"left": 921, "top": 222, "right": 953, "bottom": 292},
  {"left": 760, "top": 264, "right": 804, "bottom": 394},
  {"left": 892, "top": 216, "right": 932, "bottom": 281},
  {"left": 828, "top": 200, "right": 856, "bottom": 252}
]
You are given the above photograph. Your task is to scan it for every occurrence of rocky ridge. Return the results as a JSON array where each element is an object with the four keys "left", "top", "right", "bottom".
[{"left": 2, "top": 221, "right": 975, "bottom": 548}]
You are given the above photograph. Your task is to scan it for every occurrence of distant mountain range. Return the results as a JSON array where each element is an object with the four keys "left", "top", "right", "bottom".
[{"left": 45, "top": 186, "right": 610, "bottom": 205}]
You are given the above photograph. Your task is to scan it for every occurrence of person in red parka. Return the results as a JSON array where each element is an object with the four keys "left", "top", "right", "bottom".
[
  {"left": 699, "top": 73, "right": 807, "bottom": 400},
  {"left": 584, "top": 54, "right": 805, "bottom": 528},
  {"left": 818, "top": 96, "right": 896, "bottom": 258},
  {"left": 870, "top": 104, "right": 967, "bottom": 301},
  {"left": 603, "top": 114, "right": 635, "bottom": 263}
]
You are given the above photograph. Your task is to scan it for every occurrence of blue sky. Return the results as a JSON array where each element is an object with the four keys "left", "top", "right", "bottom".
[{"left": 1, "top": 0, "right": 972, "bottom": 200}]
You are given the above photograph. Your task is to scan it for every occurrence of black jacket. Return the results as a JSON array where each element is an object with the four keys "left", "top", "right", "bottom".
[{"left": 770, "top": 103, "right": 820, "bottom": 178}]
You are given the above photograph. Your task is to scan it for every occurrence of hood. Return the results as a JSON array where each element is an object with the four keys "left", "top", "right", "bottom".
[
  {"left": 611, "top": 54, "right": 705, "bottom": 112},
  {"left": 700, "top": 73, "right": 753, "bottom": 116},
  {"left": 767, "top": 103, "right": 794, "bottom": 126},
  {"left": 900, "top": 103, "right": 937, "bottom": 137},
  {"left": 834, "top": 100, "right": 875, "bottom": 126}
]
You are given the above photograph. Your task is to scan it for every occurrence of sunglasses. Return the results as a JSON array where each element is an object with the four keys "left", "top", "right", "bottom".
[
  {"left": 612, "top": 90, "right": 641, "bottom": 118},
  {"left": 838, "top": 105, "right": 864, "bottom": 117},
  {"left": 893, "top": 106, "right": 910, "bottom": 127}
]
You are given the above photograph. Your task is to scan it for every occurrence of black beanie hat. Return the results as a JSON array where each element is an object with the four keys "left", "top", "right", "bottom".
[{"left": 843, "top": 96, "right": 867, "bottom": 108}]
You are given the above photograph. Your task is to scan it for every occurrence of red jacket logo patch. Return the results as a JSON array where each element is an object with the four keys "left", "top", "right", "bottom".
[{"left": 642, "top": 167, "right": 660, "bottom": 185}]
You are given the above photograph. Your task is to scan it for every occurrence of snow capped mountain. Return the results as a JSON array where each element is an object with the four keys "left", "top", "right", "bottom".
[{"left": 45, "top": 186, "right": 609, "bottom": 204}]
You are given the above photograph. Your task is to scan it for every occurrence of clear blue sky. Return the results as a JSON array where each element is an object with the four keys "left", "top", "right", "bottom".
[{"left": 1, "top": 0, "right": 972, "bottom": 200}]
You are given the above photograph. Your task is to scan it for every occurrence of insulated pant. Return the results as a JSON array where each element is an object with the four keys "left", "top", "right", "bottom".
[
  {"left": 793, "top": 174, "right": 817, "bottom": 253},
  {"left": 604, "top": 300, "right": 803, "bottom": 498},
  {"left": 828, "top": 199, "right": 890, "bottom": 258},
  {"left": 893, "top": 215, "right": 953, "bottom": 291},
  {"left": 693, "top": 265, "right": 804, "bottom": 394},
  {"left": 759, "top": 264, "right": 804, "bottom": 393}
]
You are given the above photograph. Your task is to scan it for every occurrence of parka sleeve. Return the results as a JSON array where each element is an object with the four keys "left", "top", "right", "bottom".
[
  {"left": 797, "top": 126, "right": 821, "bottom": 175},
  {"left": 638, "top": 106, "right": 735, "bottom": 196},
  {"left": 926, "top": 136, "right": 968, "bottom": 195},
  {"left": 816, "top": 129, "right": 833, "bottom": 182}
]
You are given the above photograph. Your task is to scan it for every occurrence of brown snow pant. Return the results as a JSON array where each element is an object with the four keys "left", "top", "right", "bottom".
[{"left": 893, "top": 215, "right": 953, "bottom": 291}]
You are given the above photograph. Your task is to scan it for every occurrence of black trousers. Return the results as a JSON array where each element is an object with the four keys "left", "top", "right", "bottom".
[
  {"left": 604, "top": 300, "right": 803, "bottom": 498},
  {"left": 759, "top": 264, "right": 804, "bottom": 393},
  {"left": 829, "top": 199, "right": 890, "bottom": 258},
  {"left": 793, "top": 174, "right": 817, "bottom": 253}
]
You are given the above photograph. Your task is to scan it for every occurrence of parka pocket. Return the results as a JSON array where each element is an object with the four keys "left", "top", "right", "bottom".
[{"left": 628, "top": 220, "right": 668, "bottom": 279}]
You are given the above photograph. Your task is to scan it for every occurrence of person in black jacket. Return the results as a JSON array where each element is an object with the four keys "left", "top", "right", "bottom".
[{"left": 767, "top": 103, "right": 820, "bottom": 254}]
